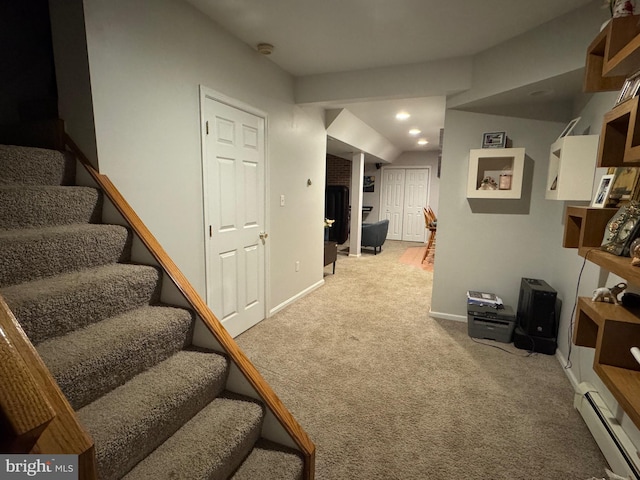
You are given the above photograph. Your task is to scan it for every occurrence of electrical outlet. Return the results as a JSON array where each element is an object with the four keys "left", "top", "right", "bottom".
[
  {"left": 295, "top": 260, "right": 300, "bottom": 272},
  {"left": 280, "top": 194, "right": 285, "bottom": 206}
]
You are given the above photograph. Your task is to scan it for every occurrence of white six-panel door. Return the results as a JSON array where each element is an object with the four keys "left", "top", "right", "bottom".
[
  {"left": 382, "top": 169, "right": 405, "bottom": 240},
  {"left": 202, "top": 95, "right": 266, "bottom": 338},
  {"left": 402, "top": 169, "right": 429, "bottom": 242}
]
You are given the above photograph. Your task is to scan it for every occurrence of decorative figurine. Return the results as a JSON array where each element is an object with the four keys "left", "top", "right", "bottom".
[
  {"left": 592, "top": 282, "right": 628, "bottom": 304},
  {"left": 479, "top": 176, "right": 498, "bottom": 190}
]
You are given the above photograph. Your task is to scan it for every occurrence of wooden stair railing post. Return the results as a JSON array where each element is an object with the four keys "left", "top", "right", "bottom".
[
  {"left": 0, "top": 295, "right": 97, "bottom": 479},
  {"left": 0, "top": 322, "right": 56, "bottom": 453},
  {"left": 63, "top": 133, "right": 316, "bottom": 480}
]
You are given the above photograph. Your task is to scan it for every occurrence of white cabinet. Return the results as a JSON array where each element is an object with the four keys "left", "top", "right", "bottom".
[
  {"left": 545, "top": 135, "right": 599, "bottom": 201},
  {"left": 467, "top": 148, "right": 525, "bottom": 199}
]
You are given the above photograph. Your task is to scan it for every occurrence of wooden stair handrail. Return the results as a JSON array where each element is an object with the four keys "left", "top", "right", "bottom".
[
  {"left": 64, "top": 134, "right": 316, "bottom": 480},
  {"left": 0, "top": 295, "right": 97, "bottom": 478},
  {"left": 0, "top": 310, "right": 55, "bottom": 453}
]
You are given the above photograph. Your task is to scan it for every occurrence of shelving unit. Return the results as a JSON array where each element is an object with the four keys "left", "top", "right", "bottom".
[
  {"left": 565, "top": 204, "right": 640, "bottom": 429},
  {"left": 563, "top": 206, "right": 617, "bottom": 249},
  {"left": 546, "top": 135, "right": 599, "bottom": 200},
  {"left": 573, "top": 296, "right": 640, "bottom": 428},
  {"left": 598, "top": 96, "right": 640, "bottom": 166},
  {"left": 466, "top": 148, "right": 525, "bottom": 199},
  {"left": 584, "top": 15, "right": 640, "bottom": 92}
]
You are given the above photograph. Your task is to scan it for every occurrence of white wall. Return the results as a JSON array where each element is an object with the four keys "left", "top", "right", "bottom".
[
  {"left": 431, "top": 110, "right": 566, "bottom": 319},
  {"left": 53, "top": 0, "right": 327, "bottom": 314}
]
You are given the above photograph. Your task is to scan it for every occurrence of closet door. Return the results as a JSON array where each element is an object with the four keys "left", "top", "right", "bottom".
[
  {"left": 381, "top": 169, "right": 405, "bottom": 240},
  {"left": 402, "top": 169, "right": 429, "bottom": 242}
]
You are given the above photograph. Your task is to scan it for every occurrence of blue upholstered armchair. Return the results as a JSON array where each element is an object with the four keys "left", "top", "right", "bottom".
[{"left": 361, "top": 219, "right": 389, "bottom": 255}]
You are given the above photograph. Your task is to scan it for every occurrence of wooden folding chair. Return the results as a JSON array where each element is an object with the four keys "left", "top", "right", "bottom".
[{"left": 422, "top": 207, "right": 437, "bottom": 263}]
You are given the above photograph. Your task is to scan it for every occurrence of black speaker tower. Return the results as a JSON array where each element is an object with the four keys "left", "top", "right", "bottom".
[{"left": 514, "top": 278, "right": 558, "bottom": 355}]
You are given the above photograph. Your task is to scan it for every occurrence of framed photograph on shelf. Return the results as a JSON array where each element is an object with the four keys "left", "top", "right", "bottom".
[
  {"left": 481, "top": 132, "right": 506, "bottom": 149},
  {"left": 592, "top": 173, "right": 615, "bottom": 208},
  {"left": 615, "top": 70, "right": 640, "bottom": 106},
  {"left": 557, "top": 117, "right": 581, "bottom": 140},
  {"left": 609, "top": 167, "right": 640, "bottom": 204}
]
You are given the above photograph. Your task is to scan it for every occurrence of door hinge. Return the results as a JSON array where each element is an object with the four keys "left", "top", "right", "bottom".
[
  {"left": 209, "top": 225, "right": 212, "bottom": 237},
  {"left": 206, "top": 121, "right": 209, "bottom": 135}
]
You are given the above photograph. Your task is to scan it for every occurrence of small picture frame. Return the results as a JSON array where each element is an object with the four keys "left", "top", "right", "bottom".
[
  {"left": 616, "top": 70, "right": 640, "bottom": 106},
  {"left": 609, "top": 167, "right": 640, "bottom": 202},
  {"left": 592, "top": 173, "right": 615, "bottom": 208},
  {"left": 557, "top": 117, "right": 581, "bottom": 140},
  {"left": 481, "top": 132, "right": 506, "bottom": 149},
  {"left": 363, "top": 175, "right": 375, "bottom": 193}
]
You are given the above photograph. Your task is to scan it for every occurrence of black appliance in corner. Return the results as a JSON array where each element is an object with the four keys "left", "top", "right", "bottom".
[
  {"left": 325, "top": 185, "right": 349, "bottom": 245},
  {"left": 514, "top": 278, "right": 559, "bottom": 355}
]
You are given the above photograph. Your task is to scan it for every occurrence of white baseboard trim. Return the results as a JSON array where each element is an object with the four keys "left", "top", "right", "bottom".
[
  {"left": 555, "top": 349, "right": 580, "bottom": 391},
  {"left": 429, "top": 310, "right": 467, "bottom": 323},
  {"left": 269, "top": 279, "right": 325, "bottom": 316}
]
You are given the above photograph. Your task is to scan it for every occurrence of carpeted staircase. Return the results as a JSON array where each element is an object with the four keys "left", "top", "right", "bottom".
[{"left": 0, "top": 144, "right": 304, "bottom": 479}]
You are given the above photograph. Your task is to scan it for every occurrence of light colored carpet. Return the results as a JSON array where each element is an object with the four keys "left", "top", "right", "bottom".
[{"left": 237, "top": 240, "right": 608, "bottom": 480}]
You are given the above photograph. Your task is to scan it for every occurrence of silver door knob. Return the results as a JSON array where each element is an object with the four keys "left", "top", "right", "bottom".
[{"left": 259, "top": 232, "right": 269, "bottom": 240}]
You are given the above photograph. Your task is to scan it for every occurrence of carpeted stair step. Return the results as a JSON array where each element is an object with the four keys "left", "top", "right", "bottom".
[
  {"left": 231, "top": 439, "right": 304, "bottom": 480},
  {"left": 122, "top": 394, "right": 264, "bottom": 480},
  {"left": 77, "top": 349, "right": 230, "bottom": 480},
  {"left": 0, "top": 223, "right": 131, "bottom": 288},
  {"left": 0, "top": 144, "right": 75, "bottom": 186},
  {"left": 0, "top": 185, "right": 103, "bottom": 230},
  {"left": 36, "top": 305, "right": 194, "bottom": 410},
  {"left": 1, "top": 263, "right": 162, "bottom": 344}
]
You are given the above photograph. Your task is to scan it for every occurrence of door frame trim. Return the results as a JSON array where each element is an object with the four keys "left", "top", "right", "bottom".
[
  {"left": 379, "top": 166, "right": 432, "bottom": 241},
  {"left": 198, "top": 85, "right": 271, "bottom": 325}
]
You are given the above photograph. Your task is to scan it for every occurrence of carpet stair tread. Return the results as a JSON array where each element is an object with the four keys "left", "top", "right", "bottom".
[
  {"left": 231, "top": 439, "right": 304, "bottom": 480},
  {"left": 0, "top": 144, "right": 75, "bottom": 186},
  {"left": 0, "top": 223, "right": 131, "bottom": 287},
  {"left": 0, "top": 185, "right": 102, "bottom": 229},
  {"left": 37, "top": 305, "right": 194, "bottom": 410},
  {"left": 122, "top": 394, "right": 264, "bottom": 480},
  {"left": 1, "top": 263, "right": 161, "bottom": 345},
  {"left": 77, "top": 349, "right": 230, "bottom": 480}
]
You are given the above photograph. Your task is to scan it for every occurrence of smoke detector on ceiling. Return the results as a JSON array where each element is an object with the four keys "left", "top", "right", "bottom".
[{"left": 257, "top": 43, "right": 274, "bottom": 55}]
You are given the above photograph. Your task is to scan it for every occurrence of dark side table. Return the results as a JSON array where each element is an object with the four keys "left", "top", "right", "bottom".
[{"left": 324, "top": 241, "right": 337, "bottom": 274}]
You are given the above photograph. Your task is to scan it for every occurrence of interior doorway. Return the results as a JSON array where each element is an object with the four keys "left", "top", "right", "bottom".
[
  {"left": 380, "top": 167, "right": 430, "bottom": 242},
  {"left": 200, "top": 87, "right": 267, "bottom": 338}
]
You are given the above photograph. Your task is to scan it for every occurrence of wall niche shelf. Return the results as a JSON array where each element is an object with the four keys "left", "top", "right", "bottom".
[
  {"left": 564, "top": 205, "right": 640, "bottom": 429},
  {"left": 466, "top": 148, "right": 525, "bottom": 199},
  {"left": 573, "top": 297, "right": 640, "bottom": 428},
  {"left": 598, "top": 96, "right": 640, "bottom": 167},
  {"left": 584, "top": 14, "right": 640, "bottom": 92},
  {"left": 546, "top": 135, "right": 599, "bottom": 200}
]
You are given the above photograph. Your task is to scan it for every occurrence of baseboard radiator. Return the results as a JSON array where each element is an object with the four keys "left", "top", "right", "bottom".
[{"left": 575, "top": 383, "right": 640, "bottom": 479}]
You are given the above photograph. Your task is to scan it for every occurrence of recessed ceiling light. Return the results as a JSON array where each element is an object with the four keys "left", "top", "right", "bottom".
[
  {"left": 409, "top": 129, "right": 421, "bottom": 135},
  {"left": 396, "top": 112, "right": 410, "bottom": 120},
  {"left": 417, "top": 139, "right": 429, "bottom": 145},
  {"left": 256, "top": 43, "right": 274, "bottom": 55}
]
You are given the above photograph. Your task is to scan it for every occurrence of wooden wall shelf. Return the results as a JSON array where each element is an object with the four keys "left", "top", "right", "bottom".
[
  {"left": 576, "top": 14, "right": 640, "bottom": 432},
  {"left": 584, "top": 15, "right": 640, "bottom": 92},
  {"left": 573, "top": 297, "right": 640, "bottom": 428},
  {"left": 598, "top": 96, "right": 640, "bottom": 167},
  {"left": 563, "top": 206, "right": 617, "bottom": 249}
]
